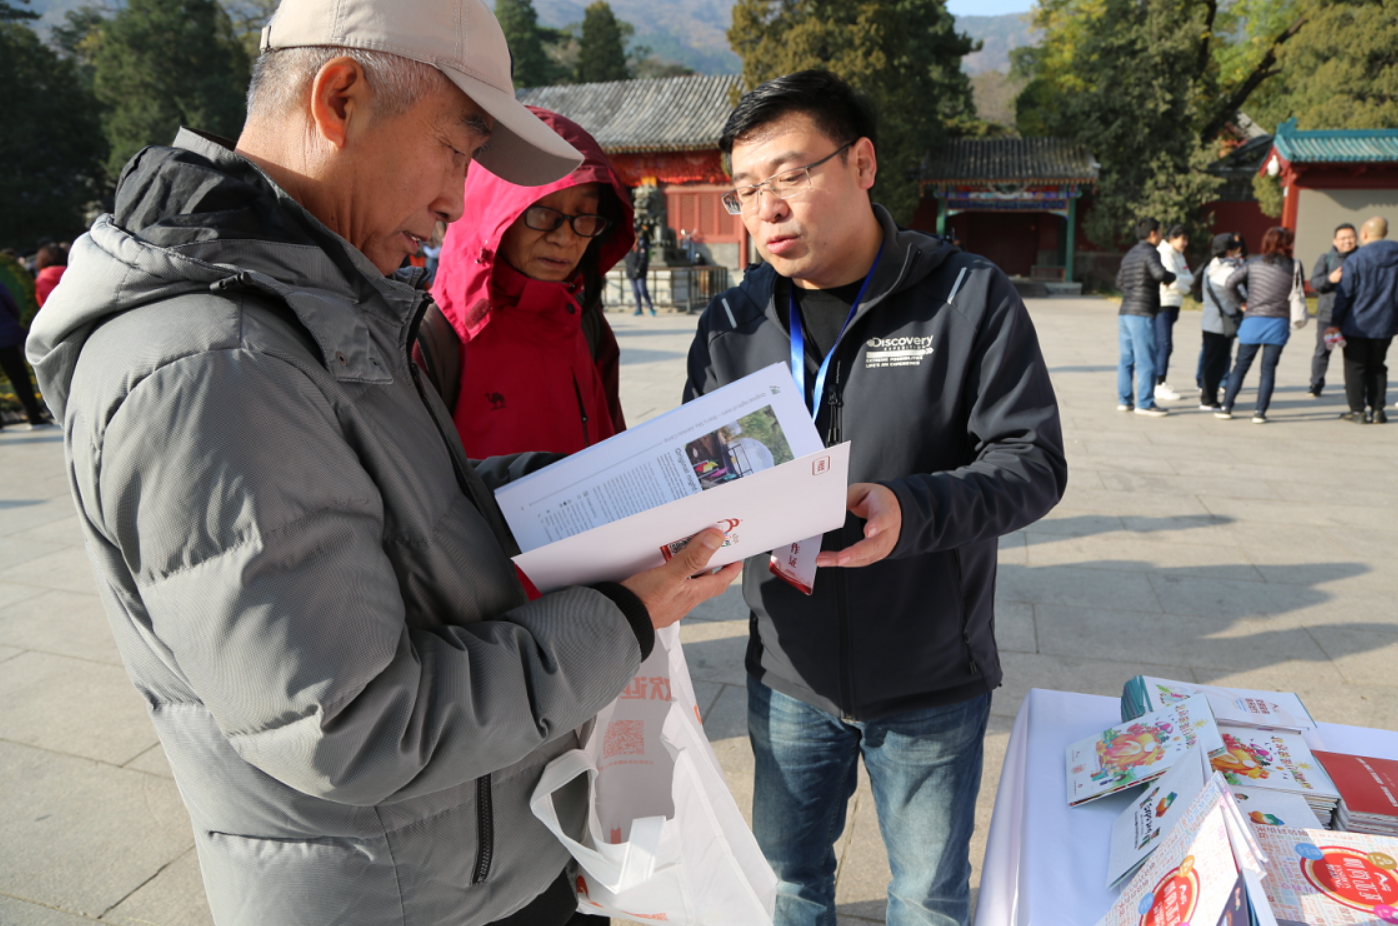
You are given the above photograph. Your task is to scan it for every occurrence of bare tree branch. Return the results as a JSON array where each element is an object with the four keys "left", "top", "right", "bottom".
[{"left": 1200, "top": 16, "right": 1307, "bottom": 142}]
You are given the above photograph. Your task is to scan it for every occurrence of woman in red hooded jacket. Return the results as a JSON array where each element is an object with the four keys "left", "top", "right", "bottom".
[{"left": 421, "top": 107, "right": 634, "bottom": 457}]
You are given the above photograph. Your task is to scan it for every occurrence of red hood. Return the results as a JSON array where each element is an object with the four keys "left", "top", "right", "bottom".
[{"left": 431, "top": 107, "right": 635, "bottom": 340}]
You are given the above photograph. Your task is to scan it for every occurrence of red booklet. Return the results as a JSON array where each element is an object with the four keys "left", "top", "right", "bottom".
[{"left": 1312, "top": 750, "right": 1398, "bottom": 816}]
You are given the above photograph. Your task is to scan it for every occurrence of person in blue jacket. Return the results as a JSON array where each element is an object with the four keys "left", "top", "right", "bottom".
[
  {"left": 684, "top": 70, "right": 1068, "bottom": 926},
  {"left": 1327, "top": 216, "right": 1398, "bottom": 423}
]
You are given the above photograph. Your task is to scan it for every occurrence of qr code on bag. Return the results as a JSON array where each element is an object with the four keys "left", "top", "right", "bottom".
[{"left": 602, "top": 719, "right": 646, "bottom": 759}]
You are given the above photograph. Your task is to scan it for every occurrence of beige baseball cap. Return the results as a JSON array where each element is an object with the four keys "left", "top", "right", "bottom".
[{"left": 260, "top": 0, "right": 581, "bottom": 186}]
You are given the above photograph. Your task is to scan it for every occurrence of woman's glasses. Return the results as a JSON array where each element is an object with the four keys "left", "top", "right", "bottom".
[{"left": 523, "top": 205, "right": 611, "bottom": 239}]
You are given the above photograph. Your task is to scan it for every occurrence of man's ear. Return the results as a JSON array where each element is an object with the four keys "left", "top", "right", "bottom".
[
  {"left": 852, "top": 137, "right": 878, "bottom": 191},
  {"left": 309, "top": 57, "right": 370, "bottom": 150}
]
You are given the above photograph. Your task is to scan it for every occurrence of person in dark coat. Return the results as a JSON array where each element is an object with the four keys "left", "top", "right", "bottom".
[
  {"left": 625, "top": 237, "right": 656, "bottom": 315},
  {"left": 685, "top": 69, "right": 1067, "bottom": 926},
  {"left": 1308, "top": 223, "right": 1358, "bottom": 397},
  {"left": 1114, "top": 217, "right": 1176, "bottom": 416},
  {"left": 1328, "top": 215, "right": 1398, "bottom": 423},
  {"left": 0, "top": 281, "right": 51, "bottom": 430}
]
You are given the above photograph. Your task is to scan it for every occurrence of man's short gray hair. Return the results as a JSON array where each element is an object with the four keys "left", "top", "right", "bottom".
[{"left": 246, "top": 46, "right": 451, "bottom": 121}]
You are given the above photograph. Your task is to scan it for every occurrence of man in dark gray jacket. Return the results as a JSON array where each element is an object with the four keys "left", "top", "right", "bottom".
[
  {"left": 684, "top": 70, "right": 1067, "bottom": 926},
  {"left": 25, "top": 0, "right": 739, "bottom": 923},
  {"left": 1114, "top": 217, "right": 1176, "bottom": 416},
  {"left": 1308, "top": 223, "right": 1358, "bottom": 397}
]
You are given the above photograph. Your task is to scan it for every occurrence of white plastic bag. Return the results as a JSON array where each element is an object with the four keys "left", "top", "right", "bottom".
[
  {"left": 1290, "top": 259, "right": 1309, "bottom": 330},
  {"left": 530, "top": 624, "right": 777, "bottom": 925}
]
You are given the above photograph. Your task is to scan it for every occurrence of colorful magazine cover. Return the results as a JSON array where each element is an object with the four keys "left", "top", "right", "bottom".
[
  {"left": 1108, "top": 745, "right": 1212, "bottom": 889},
  {"left": 1212, "top": 728, "right": 1340, "bottom": 810},
  {"left": 1068, "top": 694, "right": 1225, "bottom": 807},
  {"left": 1251, "top": 826, "right": 1398, "bottom": 925}
]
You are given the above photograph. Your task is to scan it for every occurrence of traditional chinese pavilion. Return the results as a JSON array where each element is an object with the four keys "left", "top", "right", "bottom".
[
  {"left": 1261, "top": 119, "right": 1398, "bottom": 265},
  {"left": 517, "top": 74, "right": 750, "bottom": 269},
  {"left": 915, "top": 138, "right": 1099, "bottom": 284}
]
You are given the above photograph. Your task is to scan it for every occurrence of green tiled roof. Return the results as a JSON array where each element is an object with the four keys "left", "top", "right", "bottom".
[{"left": 1273, "top": 118, "right": 1398, "bottom": 164}]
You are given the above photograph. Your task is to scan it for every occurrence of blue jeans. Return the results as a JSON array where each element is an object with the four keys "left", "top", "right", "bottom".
[
  {"left": 1154, "top": 307, "right": 1179, "bottom": 382},
  {"left": 1117, "top": 315, "right": 1158, "bottom": 408},
  {"left": 748, "top": 676, "right": 991, "bottom": 926},
  {"left": 630, "top": 277, "right": 653, "bottom": 313},
  {"left": 1223, "top": 342, "right": 1286, "bottom": 415}
]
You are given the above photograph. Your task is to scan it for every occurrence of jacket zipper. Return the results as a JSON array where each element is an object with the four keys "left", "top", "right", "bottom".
[
  {"left": 572, "top": 374, "right": 591, "bottom": 447},
  {"left": 825, "top": 361, "right": 856, "bottom": 720},
  {"left": 473, "top": 773, "right": 495, "bottom": 883},
  {"left": 952, "top": 549, "right": 980, "bottom": 677},
  {"left": 404, "top": 296, "right": 496, "bottom": 885}
]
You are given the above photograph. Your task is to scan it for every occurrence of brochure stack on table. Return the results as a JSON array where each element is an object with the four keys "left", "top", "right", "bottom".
[
  {"left": 1063, "top": 676, "right": 1398, "bottom": 926},
  {"left": 1313, "top": 751, "right": 1398, "bottom": 837}
]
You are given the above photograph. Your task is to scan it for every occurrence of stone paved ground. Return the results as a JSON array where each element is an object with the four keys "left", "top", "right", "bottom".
[{"left": 1, "top": 296, "right": 1395, "bottom": 925}]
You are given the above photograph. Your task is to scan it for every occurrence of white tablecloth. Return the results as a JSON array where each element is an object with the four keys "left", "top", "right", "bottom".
[{"left": 975, "top": 688, "right": 1398, "bottom": 926}]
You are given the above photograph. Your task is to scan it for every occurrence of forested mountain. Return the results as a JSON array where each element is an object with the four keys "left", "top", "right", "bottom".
[{"left": 20, "top": 0, "right": 1035, "bottom": 77}]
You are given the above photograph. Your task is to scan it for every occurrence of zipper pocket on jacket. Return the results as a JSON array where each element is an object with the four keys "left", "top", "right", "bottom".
[
  {"left": 473, "top": 773, "right": 494, "bottom": 883},
  {"left": 952, "top": 549, "right": 980, "bottom": 677},
  {"left": 572, "top": 374, "right": 591, "bottom": 447}
]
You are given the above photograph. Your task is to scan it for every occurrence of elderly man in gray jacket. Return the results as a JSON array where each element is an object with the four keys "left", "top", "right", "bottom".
[{"left": 25, "top": 0, "right": 739, "bottom": 923}]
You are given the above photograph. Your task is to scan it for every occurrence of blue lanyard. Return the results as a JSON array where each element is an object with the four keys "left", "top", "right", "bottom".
[{"left": 788, "top": 247, "right": 883, "bottom": 416}]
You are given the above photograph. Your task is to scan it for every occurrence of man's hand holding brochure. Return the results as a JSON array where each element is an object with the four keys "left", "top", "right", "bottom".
[{"left": 494, "top": 363, "right": 852, "bottom": 593}]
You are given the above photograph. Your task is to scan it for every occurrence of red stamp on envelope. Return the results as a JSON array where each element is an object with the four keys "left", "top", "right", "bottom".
[{"left": 812, "top": 455, "right": 831, "bottom": 475}]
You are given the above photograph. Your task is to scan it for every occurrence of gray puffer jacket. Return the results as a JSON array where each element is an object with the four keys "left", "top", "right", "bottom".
[
  {"left": 26, "top": 130, "right": 649, "bottom": 926},
  {"left": 1226, "top": 255, "right": 1298, "bottom": 319}
]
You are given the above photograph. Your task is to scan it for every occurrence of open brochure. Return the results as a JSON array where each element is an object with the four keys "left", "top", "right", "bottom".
[
  {"left": 494, "top": 363, "right": 850, "bottom": 593},
  {"left": 1107, "top": 744, "right": 1213, "bottom": 890},
  {"left": 1101, "top": 771, "right": 1271, "bottom": 926}
]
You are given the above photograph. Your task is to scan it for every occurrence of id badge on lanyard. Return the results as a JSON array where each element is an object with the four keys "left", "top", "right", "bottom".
[{"left": 769, "top": 248, "right": 882, "bottom": 594}]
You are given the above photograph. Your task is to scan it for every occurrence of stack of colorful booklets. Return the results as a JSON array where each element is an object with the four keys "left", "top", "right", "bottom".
[
  {"left": 1122, "top": 676, "right": 1317, "bottom": 733},
  {"left": 1313, "top": 751, "right": 1398, "bottom": 837},
  {"left": 1066, "top": 694, "right": 1226, "bottom": 807},
  {"left": 1120, "top": 677, "right": 1340, "bottom": 826}
]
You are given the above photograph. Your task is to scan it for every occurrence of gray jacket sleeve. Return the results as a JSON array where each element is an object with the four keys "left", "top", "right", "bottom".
[
  {"left": 1311, "top": 253, "right": 1337, "bottom": 295},
  {"left": 88, "top": 348, "right": 641, "bottom": 806},
  {"left": 1225, "top": 262, "right": 1251, "bottom": 305}
]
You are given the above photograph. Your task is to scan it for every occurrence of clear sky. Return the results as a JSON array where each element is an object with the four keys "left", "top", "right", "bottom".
[{"left": 948, "top": 0, "right": 1035, "bottom": 16}]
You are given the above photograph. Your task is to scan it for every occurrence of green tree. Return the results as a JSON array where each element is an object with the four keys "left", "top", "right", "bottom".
[
  {"left": 0, "top": 21, "right": 108, "bottom": 248},
  {"left": 221, "top": 0, "right": 279, "bottom": 63},
  {"left": 0, "top": 0, "right": 37, "bottom": 21},
  {"left": 576, "top": 1, "right": 630, "bottom": 84},
  {"left": 495, "top": 0, "right": 570, "bottom": 88},
  {"left": 728, "top": 0, "right": 978, "bottom": 223},
  {"left": 1249, "top": 0, "right": 1398, "bottom": 130},
  {"left": 92, "top": 0, "right": 250, "bottom": 178},
  {"left": 1011, "top": 0, "right": 1310, "bottom": 244}
]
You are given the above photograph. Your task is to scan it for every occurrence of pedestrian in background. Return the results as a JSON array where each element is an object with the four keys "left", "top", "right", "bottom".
[
  {"left": 0, "top": 281, "right": 52, "bottom": 430},
  {"left": 1198, "top": 232, "right": 1245, "bottom": 411},
  {"left": 1115, "top": 217, "right": 1176, "bottom": 417},
  {"left": 1328, "top": 216, "right": 1398, "bottom": 424},
  {"left": 626, "top": 237, "right": 656, "bottom": 315},
  {"left": 1154, "top": 224, "right": 1192, "bottom": 402},
  {"left": 1218, "top": 226, "right": 1305, "bottom": 424},
  {"left": 34, "top": 242, "right": 67, "bottom": 306},
  {"left": 1308, "top": 223, "right": 1358, "bottom": 397}
]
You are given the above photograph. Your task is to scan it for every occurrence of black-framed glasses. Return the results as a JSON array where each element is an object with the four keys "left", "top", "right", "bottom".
[
  {"left": 522, "top": 205, "right": 611, "bottom": 239},
  {"left": 722, "top": 142, "right": 854, "bottom": 215}
]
